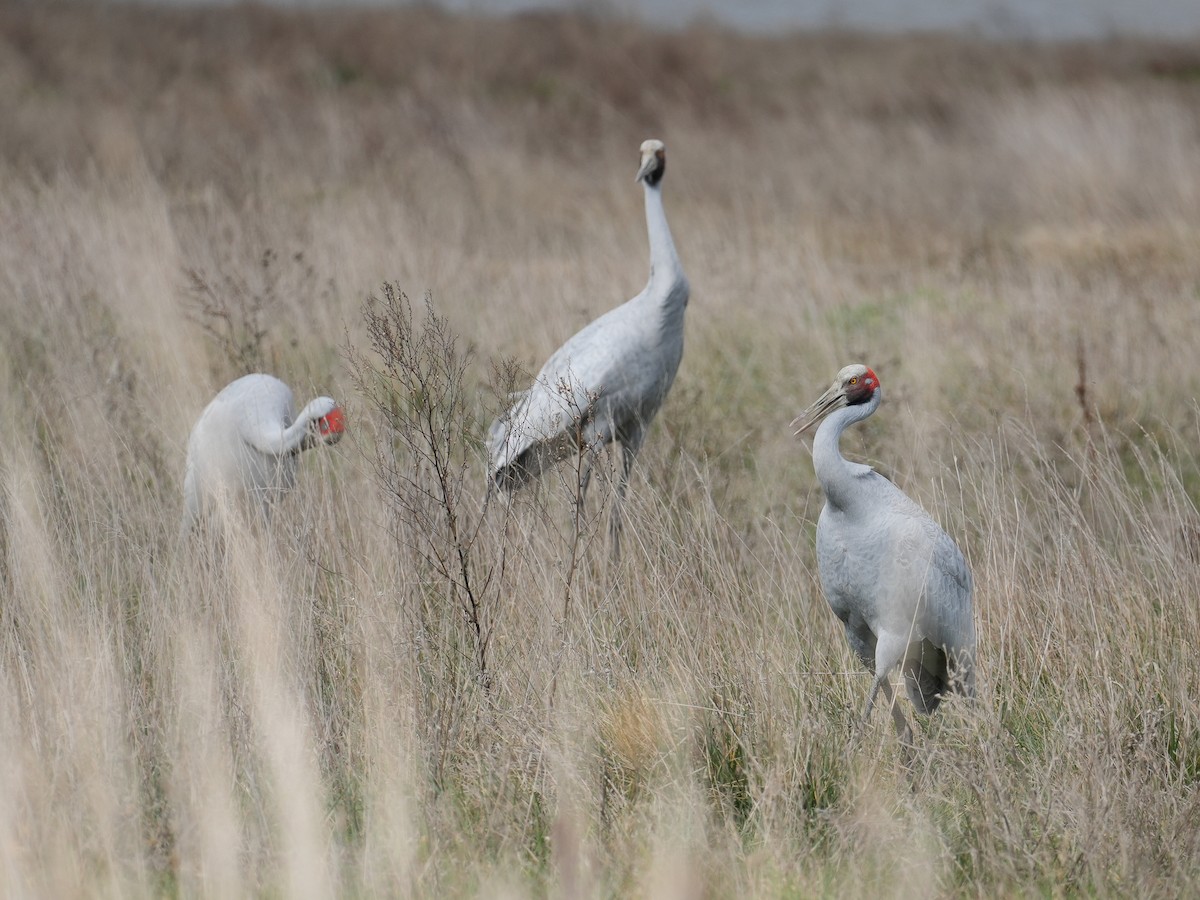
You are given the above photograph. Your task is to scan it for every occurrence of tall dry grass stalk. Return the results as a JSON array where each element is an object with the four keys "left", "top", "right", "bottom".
[{"left": 1, "top": 2, "right": 1199, "bottom": 895}]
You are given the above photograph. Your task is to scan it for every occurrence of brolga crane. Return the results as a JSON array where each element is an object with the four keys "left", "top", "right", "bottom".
[
  {"left": 182, "top": 373, "right": 345, "bottom": 532},
  {"left": 486, "top": 138, "right": 689, "bottom": 552},
  {"left": 791, "top": 365, "right": 975, "bottom": 745}
]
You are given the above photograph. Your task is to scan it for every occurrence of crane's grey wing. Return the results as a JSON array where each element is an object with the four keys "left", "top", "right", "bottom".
[
  {"left": 922, "top": 523, "right": 975, "bottom": 699},
  {"left": 867, "top": 479, "right": 973, "bottom": 645},
  {"left": 890, "top": 506, "right": 975, "bottom": 709},
  {"left": 919, "top": 520, "right": 974, "bottom": 656},
  {"left": 486, "top": 389, "right": 530, "bottom": 454},
  {"left": 867, "top": 480, "right": 974, "bottom": 678},
  {"left": 487, "top": 324, "right": 621, "bottom": 483},
  {"left": 867, "top": 514, "right": 974, "bottom": 713},
  {"left": 488, "top": 375, "right": 590, "bottom": 468},
  {"left": 486, "top": 288, "right": 682, "bottom": 491},
  {"left": 877, "top": 509, "right": 972, "bottom": 643}
]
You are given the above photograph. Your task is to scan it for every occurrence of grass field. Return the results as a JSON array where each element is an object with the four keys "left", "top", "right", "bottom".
[{"left": 2, "top": 3, "right": 1200, "bottom": 896}]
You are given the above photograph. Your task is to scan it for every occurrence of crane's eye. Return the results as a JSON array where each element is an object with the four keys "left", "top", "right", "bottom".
[{"left": 849, "top": 376, "right": 858, "bottom": 385}]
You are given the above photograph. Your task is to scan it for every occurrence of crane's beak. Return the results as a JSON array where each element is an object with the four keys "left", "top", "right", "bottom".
[
  {"left": 790, "top": 383, "right": 847, "bottom": 436},
  {"left": 636, "top": 151, "right": 660, "bottom": 183}
]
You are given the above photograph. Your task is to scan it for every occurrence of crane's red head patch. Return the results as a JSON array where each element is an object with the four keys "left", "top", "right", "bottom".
[
  {"left": 318, "top": 407, "right": 346, "bottom": 437},
  {"left": 844, "top": 367, "right": 879, "bottom": 405}
]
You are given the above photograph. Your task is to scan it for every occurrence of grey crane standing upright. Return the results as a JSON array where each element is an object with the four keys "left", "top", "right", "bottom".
[
  {"left": 791, "top": 364, "right": 975, "bottom": 744},
  {"left": 487, "top": 139, "right": 689, "bottom": 552}
]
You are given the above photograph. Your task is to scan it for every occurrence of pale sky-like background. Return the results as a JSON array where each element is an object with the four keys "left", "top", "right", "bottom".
[
  {"left": 147, "top": 0, "right": 1200, "bottom": 40},
  {"left": 442, "top": 0, "right": 1200, "bottom": 40}
]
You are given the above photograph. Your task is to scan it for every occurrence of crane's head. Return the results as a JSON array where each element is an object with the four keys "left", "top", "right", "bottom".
[
  {"left": 636, "top": 139, "right": 666, "bottom": 187},
  {"left": 317, "top": 406, "right": 346, "bottom": 444},
  {"left": 790, "top": 364, "right": 880, "bottom": 436},
  {"left": 300, "top": 397, "right": 346, "bottom": 448}
]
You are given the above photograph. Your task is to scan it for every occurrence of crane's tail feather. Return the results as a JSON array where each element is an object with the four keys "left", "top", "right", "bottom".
[
  {"left": 486, "top": 415, "right": 535, "bottom": 495},
  {"left": 490, "top": 460, "right": 534, "bottom": 495},
  {"left": 486, "top": 420, "right": 508, "bottom": 457},
  {"left": 485, "top": 389, "right": 535, "bottom": 472},
  {"left": 906, "top": 665, "right": 949, "bottom": 716},
  {"left": 906, "top": 643, "right": 974, "bottom": 715},
  {"left": 488, "top": 440, "right": 550, "bottom": 495}
]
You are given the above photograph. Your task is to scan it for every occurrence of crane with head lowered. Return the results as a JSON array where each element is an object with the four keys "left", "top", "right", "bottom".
[{"left": 182, "top": 373, "right": 345, "bottom": 533}]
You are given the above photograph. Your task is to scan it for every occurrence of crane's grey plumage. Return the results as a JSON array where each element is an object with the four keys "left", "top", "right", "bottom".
[
  {"left": 487, "top": 139, "right": 689, "bottom": 547},
  {"left": 182, "top": 373, "right": 346, "bottom": 532},
  {"left": 792, "top": 365, "right": 975, "bottom": 743}
]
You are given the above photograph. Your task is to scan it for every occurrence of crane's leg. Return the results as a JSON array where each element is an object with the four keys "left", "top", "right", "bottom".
[
  {"left": 851, "top": 672, "right": 886, "bottom": 748},
  {"left": 859, "top": 675, "right": 915, "bottom": 777},
  {"left": 863, "top": 632, "right": 902, "bottom": 721},
  {"left": 878, "top": 679, "right": 913, "bottom": 746},
  {"left": 572, "top": 436, "right": 607, "bottom": 532},
  {"left": 861, "top": 673, "right": 907, "bottom": 730},
  {"left": 578, "top": 444, "right": 597, "bottom": 505},
  {"left": 563, "top": 435, "right": 609, "bottom": 574},
  {"left": 609, "top": 427, "right": 645, "bottom": 559},
  {"left": 862, "top": 632, "right": 913, "bottom": 743},
  {"left": 862, "top": 675, "right": 883, "bottom": 723}
]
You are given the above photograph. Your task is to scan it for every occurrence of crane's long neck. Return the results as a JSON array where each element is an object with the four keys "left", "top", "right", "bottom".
[
  {"left": 255, "top": 421, "right": 311, "bottom": 457},
  {"left": 812, "top": 390, "right": 882, "bottom": 511},
  {"left": 643, "top": 182, "right": 685, "bottom": 303},
  {"left": 253, "top": 410, "right": 323, "bottom": 458}
]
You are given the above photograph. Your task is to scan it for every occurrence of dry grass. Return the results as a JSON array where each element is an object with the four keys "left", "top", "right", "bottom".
[{"left": 2, "top": 2, "right": 1200, "bottom": 896}]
